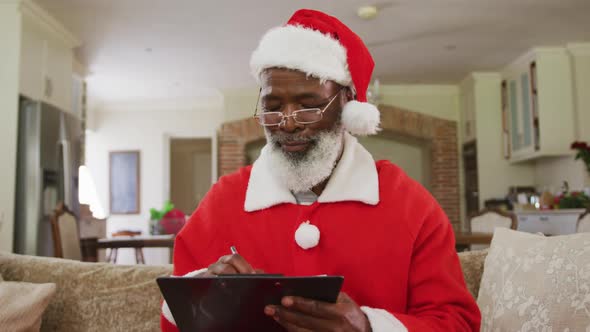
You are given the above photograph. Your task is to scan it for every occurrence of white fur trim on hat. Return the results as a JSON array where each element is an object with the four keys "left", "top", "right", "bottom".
[
  {"left": 341, "top": 100, "right": 381, "bottom": 136},
  {"left": 250, "top": 25, "right": 352, "bottom": 86}
]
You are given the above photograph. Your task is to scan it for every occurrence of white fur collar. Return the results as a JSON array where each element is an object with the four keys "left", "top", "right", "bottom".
[{"left": 244, "top": 132, "right": 379, "bottom": 212}]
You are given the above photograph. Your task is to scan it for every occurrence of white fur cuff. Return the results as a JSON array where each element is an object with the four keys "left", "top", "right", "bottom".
[
  {"left": 361, "top": 306, "right": 408, "bottom": 332},
  {"left": 161, "top": 268, "right": 208, "bottom": 326},
  {"left": 161, "top": 300, "right": 177, "bottom": 326}
]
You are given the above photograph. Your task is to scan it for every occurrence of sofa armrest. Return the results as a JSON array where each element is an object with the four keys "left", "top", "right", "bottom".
[
  {"left": 0, "top": 251, "right": 172, "bottom": 331},
  {"left": 457, "top": 249, "right": 488, "bottom": 299}
]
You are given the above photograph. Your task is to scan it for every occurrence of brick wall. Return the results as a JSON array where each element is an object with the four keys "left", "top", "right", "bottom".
[{"left": 218, "top": 105, "right": 460, "bottom": 228}]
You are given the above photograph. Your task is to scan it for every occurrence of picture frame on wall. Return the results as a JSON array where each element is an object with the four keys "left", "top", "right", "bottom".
[{"left": 109, "top": 150, "right": 140, "bottom": 214}]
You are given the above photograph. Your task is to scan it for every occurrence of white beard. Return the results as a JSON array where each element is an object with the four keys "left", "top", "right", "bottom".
[{"left": 264, "top": 126, "right": 345, "bottom": 193}]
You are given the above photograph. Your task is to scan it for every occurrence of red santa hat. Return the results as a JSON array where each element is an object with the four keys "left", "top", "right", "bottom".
[{"left": 250, "top": 9, "right": 380, "bottom": 136}]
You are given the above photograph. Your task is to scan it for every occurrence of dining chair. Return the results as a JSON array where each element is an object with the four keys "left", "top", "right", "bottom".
[
  {"left": 469, "top": 208, "right": 517, "bottom": 250},
  {"left": 51, "top": 202, "right": 83, "bottom": 261},
  {"left": 576, "top": 209, "right": 590, "bottom": 233}
]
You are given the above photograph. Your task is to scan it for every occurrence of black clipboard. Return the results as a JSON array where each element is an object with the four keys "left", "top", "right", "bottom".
[{"left": 157, "top": 275, "right": 344, "bottom": 332}]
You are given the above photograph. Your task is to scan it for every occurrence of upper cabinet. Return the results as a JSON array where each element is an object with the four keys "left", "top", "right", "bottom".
[
  {"left": 18, "top": 0, "right": 80, "bottom": 114},
  {"left": 501, "top": 48, "right": 576, "bottom": 162}
]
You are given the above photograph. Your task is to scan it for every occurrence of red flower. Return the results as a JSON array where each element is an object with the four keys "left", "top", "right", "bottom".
[
  {"left": 571, "top": 141, "right": 588, "bottom": 149},
  {"left": 571, "top": 141, "right": 588, "bottom": 150},
  {"left": 571, "top": 191, "right": 579, "bottom": 197},
  {"left": 554, "top": 196, "right": 561, "bottom": 204}
]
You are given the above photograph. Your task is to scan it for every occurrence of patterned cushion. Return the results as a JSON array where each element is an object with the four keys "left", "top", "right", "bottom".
[
  {"left": 0, "top": 279, "right": 56, "bottom": 331},
  {"left": 478, "top": 228, "right": 590, "bottom": 331},
  {"left": 0, "top": 252, "right": 172, "bottom": 332}
]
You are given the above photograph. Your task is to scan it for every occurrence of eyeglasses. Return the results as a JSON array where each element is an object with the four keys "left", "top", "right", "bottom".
[{"left": 253, "top": 88, "right": 343, "bottom": 127}]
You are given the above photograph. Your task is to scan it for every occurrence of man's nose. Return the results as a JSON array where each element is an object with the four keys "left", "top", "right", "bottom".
[{"left": 279, "top": 104, "right": 304, "bottom": 132}]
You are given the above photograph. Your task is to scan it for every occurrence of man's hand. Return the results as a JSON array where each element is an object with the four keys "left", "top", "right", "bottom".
[
  {"left": 264, "top": 292, "right": 372, "bottom": 332},
  {"left": 200, "top": 254, "right": 263, "bottom": 276}
]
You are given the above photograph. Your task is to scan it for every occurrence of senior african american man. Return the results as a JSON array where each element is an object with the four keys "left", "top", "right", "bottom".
[{"left": 161, "top": 9, "right": 481, "bottom": 332}]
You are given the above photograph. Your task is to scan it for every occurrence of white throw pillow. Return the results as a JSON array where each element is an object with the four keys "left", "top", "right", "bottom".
[
  {"left": 478, "top": 228, "right": 590, "bottom": 331},
  {"left": 0, "top": 279, "right": 56, "bottom": 332}
]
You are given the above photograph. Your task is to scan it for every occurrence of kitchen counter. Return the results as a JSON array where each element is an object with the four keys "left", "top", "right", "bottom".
[
  {"left": 515, "top": 209, "right": 586, "bottom": 235},
  {"left": 514, "top": 209, "right": 586, "bottom": 215}
]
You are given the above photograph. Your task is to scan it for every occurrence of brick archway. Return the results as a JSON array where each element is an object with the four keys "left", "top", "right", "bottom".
[
  {"left": 218, "top": 105, "right": 459, "bottom": 228},
  {"left": 377, "top": 105, "right": 459, "bottom": 228}
]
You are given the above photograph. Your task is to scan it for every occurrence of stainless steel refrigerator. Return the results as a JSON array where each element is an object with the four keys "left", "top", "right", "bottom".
[{"left": 14, "top": 97, "right": 82, "bottom": 256}]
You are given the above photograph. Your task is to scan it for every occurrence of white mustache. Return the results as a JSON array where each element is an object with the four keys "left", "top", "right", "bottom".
[{"left": 271, "top": 133, "right": 316, "bottom": 144}]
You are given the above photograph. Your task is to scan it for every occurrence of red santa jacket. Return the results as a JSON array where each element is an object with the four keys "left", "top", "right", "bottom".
[{"left": 161, "top": 133, "right": 480, "bottom": 331}]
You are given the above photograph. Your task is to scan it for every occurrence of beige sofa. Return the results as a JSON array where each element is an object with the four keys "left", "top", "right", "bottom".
[{"left": 0, "top": 250, "right": 487, "bottom": 331}]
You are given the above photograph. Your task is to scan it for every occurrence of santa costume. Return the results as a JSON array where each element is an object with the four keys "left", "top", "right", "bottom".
[{"left": 161, "top": 9, "right": 480, "bottom": 332}]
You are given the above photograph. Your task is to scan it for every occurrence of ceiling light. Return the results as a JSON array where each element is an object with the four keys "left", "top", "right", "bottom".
[
  {"left": 357, "top": 5, "right": 379, "bottom": 20},
  {"left": 145, "top": 47, "right": 152, "bottom": 53}
]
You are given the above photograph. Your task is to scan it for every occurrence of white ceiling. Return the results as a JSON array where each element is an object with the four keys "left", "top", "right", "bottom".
[{"left": 36, "top": 0, "right": 590, "bottom": 103}]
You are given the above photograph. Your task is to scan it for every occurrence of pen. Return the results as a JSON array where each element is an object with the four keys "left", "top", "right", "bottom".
[{"left": 230, "top": 246, "right": 238, "bottom": 255}]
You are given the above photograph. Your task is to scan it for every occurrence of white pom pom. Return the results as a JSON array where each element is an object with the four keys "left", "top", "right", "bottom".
[
  {"left": 294, "top": 221, "right": 320, "bottom": 250},
  {"left": 341, "top": 100, "right": 381, "bottom": 136}
]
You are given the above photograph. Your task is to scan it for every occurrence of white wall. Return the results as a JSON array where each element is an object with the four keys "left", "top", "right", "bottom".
[
  {"left": 570, "top": 48, "right": 590, "bottom": 142},
  {"left": 462, "top": 73, "right": 536, "bottom": 207},
  {"left": 570, "top": 46, "right": 590, "bottom": 188},
  {"left": 0, "top": 3, "right": 22, "bottom": 252},
  {"left": 358, "top": 135, "right": 431, "bottom": 190},
  {"left": 85, "top": 98, "right": 223, "bottom": 264},
  {"left": 379, "top": 85, "right": 460, "bottom": 122},
  {"left": 379, "top": 84, "right": 465, "bottom": 227},
  {"left": 531, "top": 45, "right": 590, "bottom": 191},
  {"left": 222, "top": 87, "right": 259, "bottom": 122},
  {"left": 223, "top": 85, "right": 461, "bottom": 123},
  {"left": 534, "top": 157, "right": 588, "bottom": 192}
]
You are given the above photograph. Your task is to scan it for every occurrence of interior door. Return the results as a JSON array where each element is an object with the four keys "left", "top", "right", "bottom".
[
  {"left": 170, "top": 138, "right": 212, "bottom": 215},
  {"left": 463, "top": 141, "right": 479, "bottom": 221}
]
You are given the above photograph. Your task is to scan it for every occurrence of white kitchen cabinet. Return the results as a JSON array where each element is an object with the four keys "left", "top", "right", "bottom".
[
  {"left": 502, "top": 48, "right": 576, "bottom": 163},
  {"left": 516, "top": 209, "right": 585, "bottom": 235},
  {"left": 43, "top": 34, "right": 74, "bottom": 112},
  {"left": 19, "top": 17, "right": 45, "bottom": 101},
  {"left": 18, "top": 0, "right": 80, "bottom": 113}
]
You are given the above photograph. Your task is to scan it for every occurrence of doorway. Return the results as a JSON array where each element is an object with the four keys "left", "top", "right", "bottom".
[
  {"left": 359, "top": 132, "right": 432, "bottom": 191},
  {"left": 170, "top": 138, "right": 212, "bottom": 215},
  {"left": 463, "top": 141, "right": 480, "bottom": 220}
]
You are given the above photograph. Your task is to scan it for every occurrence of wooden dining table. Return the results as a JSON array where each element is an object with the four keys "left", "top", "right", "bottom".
[
  {"left": 81, "top": 234, "right": 175, "bottom": 263},
  {"left": 96, "top": 234, "right": 175, "bottom": 249},
  {"left": 81, "top": 232, "right": 492, "bottom": 262}
]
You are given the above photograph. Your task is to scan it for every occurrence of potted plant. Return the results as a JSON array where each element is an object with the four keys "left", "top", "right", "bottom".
[
  {"left": 571, "top": 141, "right": 590, "bottom": 174},
  {"left": 149, "top": 201, "right": 186, "bottom": 235},
  {"left": 553, "top": 182, "right": 590, "bottom": 210}
]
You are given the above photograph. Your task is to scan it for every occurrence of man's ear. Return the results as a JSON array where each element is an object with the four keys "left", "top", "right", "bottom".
[{"left": 345, "top": 87, "right": 355, "bottom": 101}]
